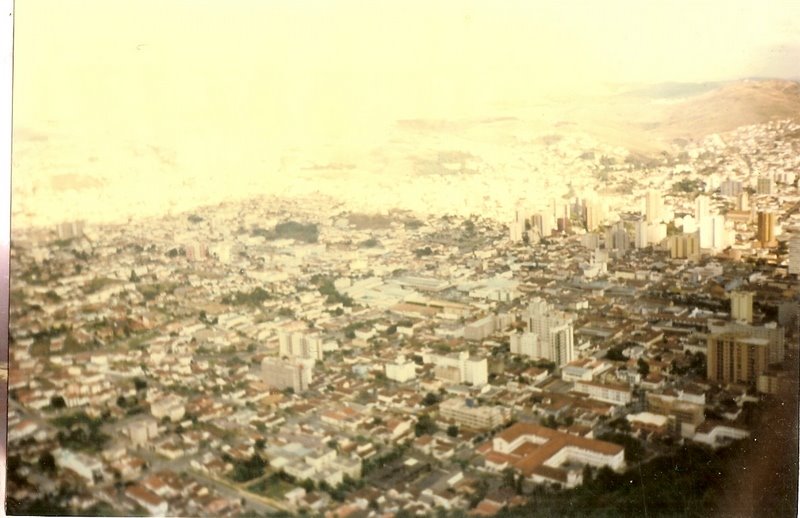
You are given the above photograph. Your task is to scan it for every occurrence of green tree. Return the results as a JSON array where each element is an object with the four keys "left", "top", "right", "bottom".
[
  {"left": 422, "top": 392, "right": 440, "bottom": 406},
  {"left": 133, "top": 377, "right": 147, "bottom": 391},
  {"left": 38, "top": 452, "right": 57, "bottom": 474},
  {"left": 414, "top": 414, "right": 438, "bottom": 437},
  {"left": 637, "top": 358, "right": 650, "bottom": 377},
  {"left": 446, "top": 425, "right": 459, "bottom": 438}
]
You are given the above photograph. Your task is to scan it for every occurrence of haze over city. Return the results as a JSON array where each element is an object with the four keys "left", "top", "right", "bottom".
[
  {"left": 11, "top": 0, "right": 800, "bottom": 226},
  {"left": 6, "top": 2, "right": 800, "bottom": 517}
]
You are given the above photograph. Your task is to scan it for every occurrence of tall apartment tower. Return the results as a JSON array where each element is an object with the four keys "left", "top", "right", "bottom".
[
  {"left": 789, "top": 233, "right": 800, "bottom": 276},
  {"left": 730, "top": 291, "right": 754, "bottom": 324},
  {"left": 634, "top": 220, "right": 648, "bottom": 249},
  {"left": 757, "top": 176, "right": 774, "bottom": 196},
  {"left": 605, "top": 221, "right": 630, "bottom": 252},
  {"left": 694, "top": 195, "right": 714, "bottom": 248},
  {"left": 695, "top": 195, "right": 710, "bottom": 221},
  {"left": 757, "top": 212, "right": 776, "bottom": 246},
  {"left": 524, "top": 298, "right": 575, "bottom": 367},
  {"left": 706, "top": 333, "right": 769, "bottom": 386},
  {"left": 279, "top": 329, "right": 324, "bottom": 361},
  {"left": 510, "top": 210, "right": 527, "bottom": 243},
  {"left": 584, "top": 199, "right": 605, "bottom": 232},
  {"left": 261, "top": 357, "right": 313, "bottom": 392},
  {"left": 667, "top": 232, "right": 700, "bottom": 260},
  {"left": 645, "top": 190, "right": 664, "bottom": 223},
  {"left": 736, "top": 191, "right": 749, "bottom": 211}
]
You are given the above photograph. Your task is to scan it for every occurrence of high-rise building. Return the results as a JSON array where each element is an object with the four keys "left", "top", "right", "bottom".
[
  {"left": 706, "top": 333, "right": 769, "bottom": 386},
  {"left": 647, "top": 222, "right": 667, "bottom": 245},
  {"left": 605, "top": 221, "right": 630, "bottom": 253},
  {"left": 261, "top": 357, "right": 313, "bottom": 392},
  {"left": 56, "top": 220, "right": 86, "bottom": 240},
  {"left": 708, "top": 321, "right": 786, "bottom": 364},
  {"left": 634, "top": 220, "right": 648, "bottom": 249},
  {"left": 427, "top": 351, "right": 488, "bottom": 386},
  {"left": 730, "top": 291, "right": 754, "bottom": 324},
  {"left": 757, "top": 176, "right": 774, "bottom": 196},
  {"left": 532, "top": 212, "right": 556, "bottom": 240},
  {"left": 279, "top": 328, "right": 324, "bottom": 361},
  {"left": 509, "top": 210, "right": 528, "bottom": 243},
  {"left": 720, "top": 178, "right": 743, "bottom": 197},
  {"left": 736, "top": 191, "right": 749, "bottom": 211},
  {"left": 710, "top": 215, "right": 728, "bottom": 251},
  {"left": 510, "top": 331, "right": 540, "bottom": 357},
  {"left": 789, "top": 233, "right": 800, "bottom": 275},
  {"left": 584, "top": 198, "right": 605, "bottom": 231},
  {"left": 645, "top": 190, "right": 664, "bottom": 223},
  {"left": 695, "top": 195, "right": 710, "bottom": 221},
  {"left": 694, "top": 196, "right": 713, "bottom": 249},
  {"left": 385, "top": 355, "right": 416, "bottom": 382},
  {"left": 581, "top": 233, "right": 600, "bottom": 250},
  {"left": 524, "top": 298, "right": 575, "bottom": 367},
  {"left": 667, "top": 232, "right": 700, "bottom": 260},
  {"left": 757, "top": 211, "right": 776, "bottom": 246},
  {"left": 439, "top": 398, "right": 511, "bottom": 431}
]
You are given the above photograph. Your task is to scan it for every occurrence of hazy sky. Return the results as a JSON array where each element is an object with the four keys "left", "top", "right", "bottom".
[{"left": 10, "top": 0, "right": 800, "bottom": 223}]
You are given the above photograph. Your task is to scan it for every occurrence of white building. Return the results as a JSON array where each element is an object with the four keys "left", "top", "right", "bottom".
[
  {"left": 150, "top": 395, "right": 186, "bottom": 423},
  {"left": 425, "top": 351, "right": 488, "bottom": 387},
  {"left": 439, "top": 397, "right": 511, "bottom": 430},
  {"left": 54, "top": 448, "right": 103, "bottom": 486},
  {"left": 510, "top": 331, "right": 539, "bottom": 357},
  {"left": 483, "top": 423, "right": 625, "bottom": 489},
  {"left": 789, "top": 233, "right": 800, "bottom": 275},
  {"left": 261, "top": 357, "right": 314, "bottom": 392},
  {"left": 730, "top": 291, "right": 754, "bottom": 324},
  {"left": 126, "top": 417, "right": 160, "bottom": 448},
  {"left": 279, "top": 327, "right": 324, "bottom": 361},
  {"left": 523, "top": 298, "right": 575, "bottom": 367},
  {"left": 645, "top": 190, "right": 664, "bottom": 223},
  {"left": 385, "top": 355, "right": 417, "bottom": 382},
  {"left": 464, "top": 315, "right": 496, "bottom": 341},
  {"left": 573, "top": 380, "right": 632, "bottom": 406}
]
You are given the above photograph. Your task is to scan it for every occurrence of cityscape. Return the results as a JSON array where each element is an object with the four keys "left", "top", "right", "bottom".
[{"left": 6, "top": 2, "right": 800, "bottom": 517}]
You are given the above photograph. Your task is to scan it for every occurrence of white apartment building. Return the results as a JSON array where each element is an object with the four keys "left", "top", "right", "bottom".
[
  {"left": 385, "top": 355, "right": 417, "bottom": 382},
  {"left": 261, "top": 357, "right": 314, "bottom": 392},
  {"left": 425, "top": 351, "right": 488, "bottom": 387},
  {"left": 279, "top": 327, "right": 324, "bottom": 361},
  {"left": 439, "top": 397, "right": 511, "bottom": 430},
  {"left": 523, "top": 298, "right": 575, "bottom": 367},
  {"left": 573, "top": 380, "right": 632, "bottom": 406},
  {"left": 510, "top": 331, "right": 540, "bottom": 357}
]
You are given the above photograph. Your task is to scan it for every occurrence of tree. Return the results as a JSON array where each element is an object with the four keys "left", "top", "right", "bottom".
[
  {"left": 129, "top": 269, "right": 140, "bottom": 283},
  {"left": 50, "top": 395, "right": 66, "bottom": 409},
  {"left": 542, "top": 415, "right": 557, "bottom": 429},
  {"left": 502, "top": 467, "right": 516, "bottom": 489},
  {"left": 637, "top": 358, "right": 650, "bottom": 378},
  {"left": 38, "top": 452, "right": 57, "bottom": 474},
  {"left": 134, "top": 378, "right": 147, "bottom": 391},
  {"left": 446, "top": 425, "right": 459, "bottom": 438},
  {"left": 605, "top": 347, "right": 626, "bottom": 361},
  {"left": 415, "top": 414, "right": 438, "bottom": 437},
  {"left": 255, "top": 439, "right": 265, "bottom": 451},
  {"left": 422, "top": 392, "right": 440, "bottom": 407}
]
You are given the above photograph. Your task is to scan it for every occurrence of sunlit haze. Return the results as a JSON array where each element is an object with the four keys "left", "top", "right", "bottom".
[{"left": 11, "top": 0, "right": 800, "bottom": 226}]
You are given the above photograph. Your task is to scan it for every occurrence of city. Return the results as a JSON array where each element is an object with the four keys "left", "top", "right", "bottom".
[
  {"left": 7, "top": 2, "right": 800, "bottom": 517},
  {"left": 6, "top": 115, "right": 800, "bottom": 516}
]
